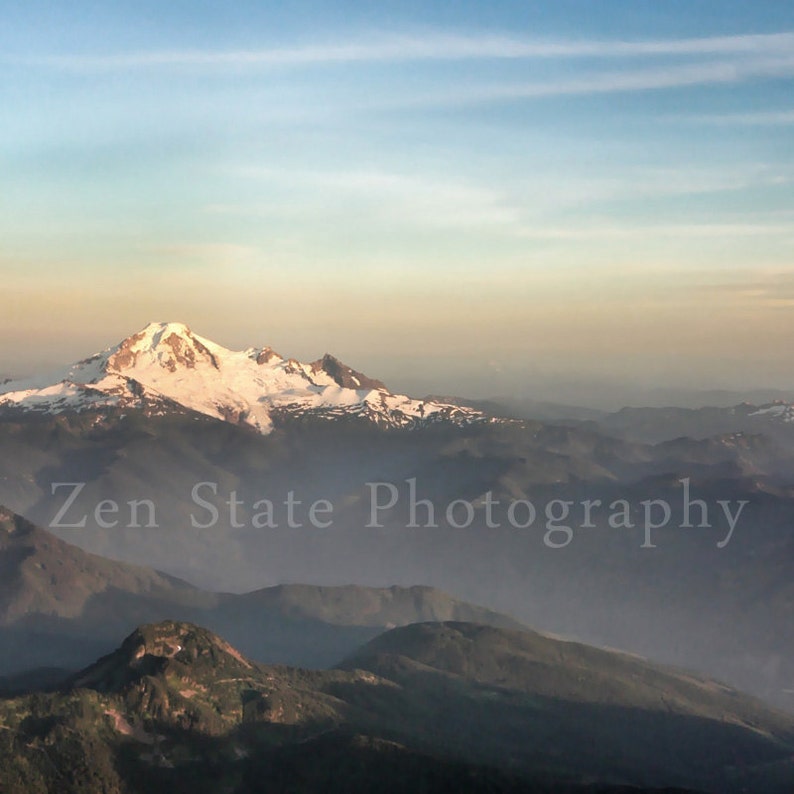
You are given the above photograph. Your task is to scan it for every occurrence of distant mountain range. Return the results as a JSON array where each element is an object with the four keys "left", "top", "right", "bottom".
[
  {"left": 0, "top": 505, "right": 521, "bottom": 679},
  {"left": 448, "top": 395, "right": 794, "bottom": 447},
  {"left": 2, "top": 400, "right": 794, "bottom": 707},
  {"left": 11, "top": 505, "right": 790, "bottom": 790},
  {"left": 596, "top": 402, "right": 794, "bottom": 446},
  {"left": 3, "top": 326, "right": 794, "bottom": 722},
  {"left": 3, "top": 324, "right": 794, "bottom": 791},
  {"left": 0, "top": 322, "right": 486, "bottom": 432},
  {"left": 4, "top": 321, "right": 794, "bottom": 449}
]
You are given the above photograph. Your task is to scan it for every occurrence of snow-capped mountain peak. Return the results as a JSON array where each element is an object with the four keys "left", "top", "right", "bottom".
[
  {"left": 0, "top": 323, "right": 484, "bottom": 433},
  {"left": 106, "top": 321, "right": 222, "bottom": 374}
]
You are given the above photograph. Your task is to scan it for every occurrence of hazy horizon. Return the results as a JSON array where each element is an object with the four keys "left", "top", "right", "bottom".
[{"left": 3, "top": 317, "right": 794, "bottom": 410}]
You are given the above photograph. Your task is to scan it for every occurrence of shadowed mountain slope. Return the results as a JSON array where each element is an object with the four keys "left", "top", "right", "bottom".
[{"left": 1, "top": 620, "right": 791, "bottom": 792}]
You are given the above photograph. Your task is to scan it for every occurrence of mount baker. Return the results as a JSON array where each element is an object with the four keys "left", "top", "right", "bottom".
[{"left": 0, "top": 322, "right": 485, "bottom": 433}]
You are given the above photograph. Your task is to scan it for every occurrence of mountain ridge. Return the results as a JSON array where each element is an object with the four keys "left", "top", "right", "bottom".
[
  {"left": 0, "top": 505, "right": 525, "bottom": 676},
  {"left": 0, "top": 321, "right": 487, "bottom": 433},
  {"left": 1, "top": 618, "right": 791, "bottom": 792}
]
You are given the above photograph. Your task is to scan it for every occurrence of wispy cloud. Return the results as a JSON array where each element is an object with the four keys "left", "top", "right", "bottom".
[
  {"left": 691, "top": 267, "right": 794, "bottom": 307},
  {"left": 312, "top": 170, "right": 521, "bottom": 227},
  {"left": 218, "top": 162, "right": 793, "bottom": 228},
  {"left": 147, "top": 243, "right": 259, "bottom": 267},
  {"left": 677, "top": 109, "right": 794, "bottom": 125},
  {"left": 536, "top": 164, "right": 794, "bottom": 207},
  {"left": 516, "top": 222, "right": 794, "bottom": 241},
  {"left": 14, "top": 31, "right": 794, "bottom": 71},
  {"left": 398, "top": 55, "right": 794, "bottom": 107},
  {"left": 13, "top": 31, "right": 794, "bottom": 112},
  {"left": 215, "top": 168, "right": 522, "bottom": 230}
]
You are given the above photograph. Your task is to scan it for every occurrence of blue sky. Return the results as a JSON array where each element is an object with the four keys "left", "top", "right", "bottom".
[{"left": 2, "top": 2, "right": 793, "bottom": 400}]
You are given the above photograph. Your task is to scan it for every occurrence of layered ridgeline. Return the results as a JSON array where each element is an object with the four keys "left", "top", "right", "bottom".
[
  {"left": 0, "top": 506, "right": 522, "bottom": 679},
  {"left": 0, "top": 321, "right": 484, "bottom": 432},
  {"left": 3, "top": 328, "right": 794, "bottom": 712},
  {"left": 1, "top": 619, "right": 793, "bottom": 793},
  {"left": 1, "top": 407, "right": 794, "bottom": 706}
]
